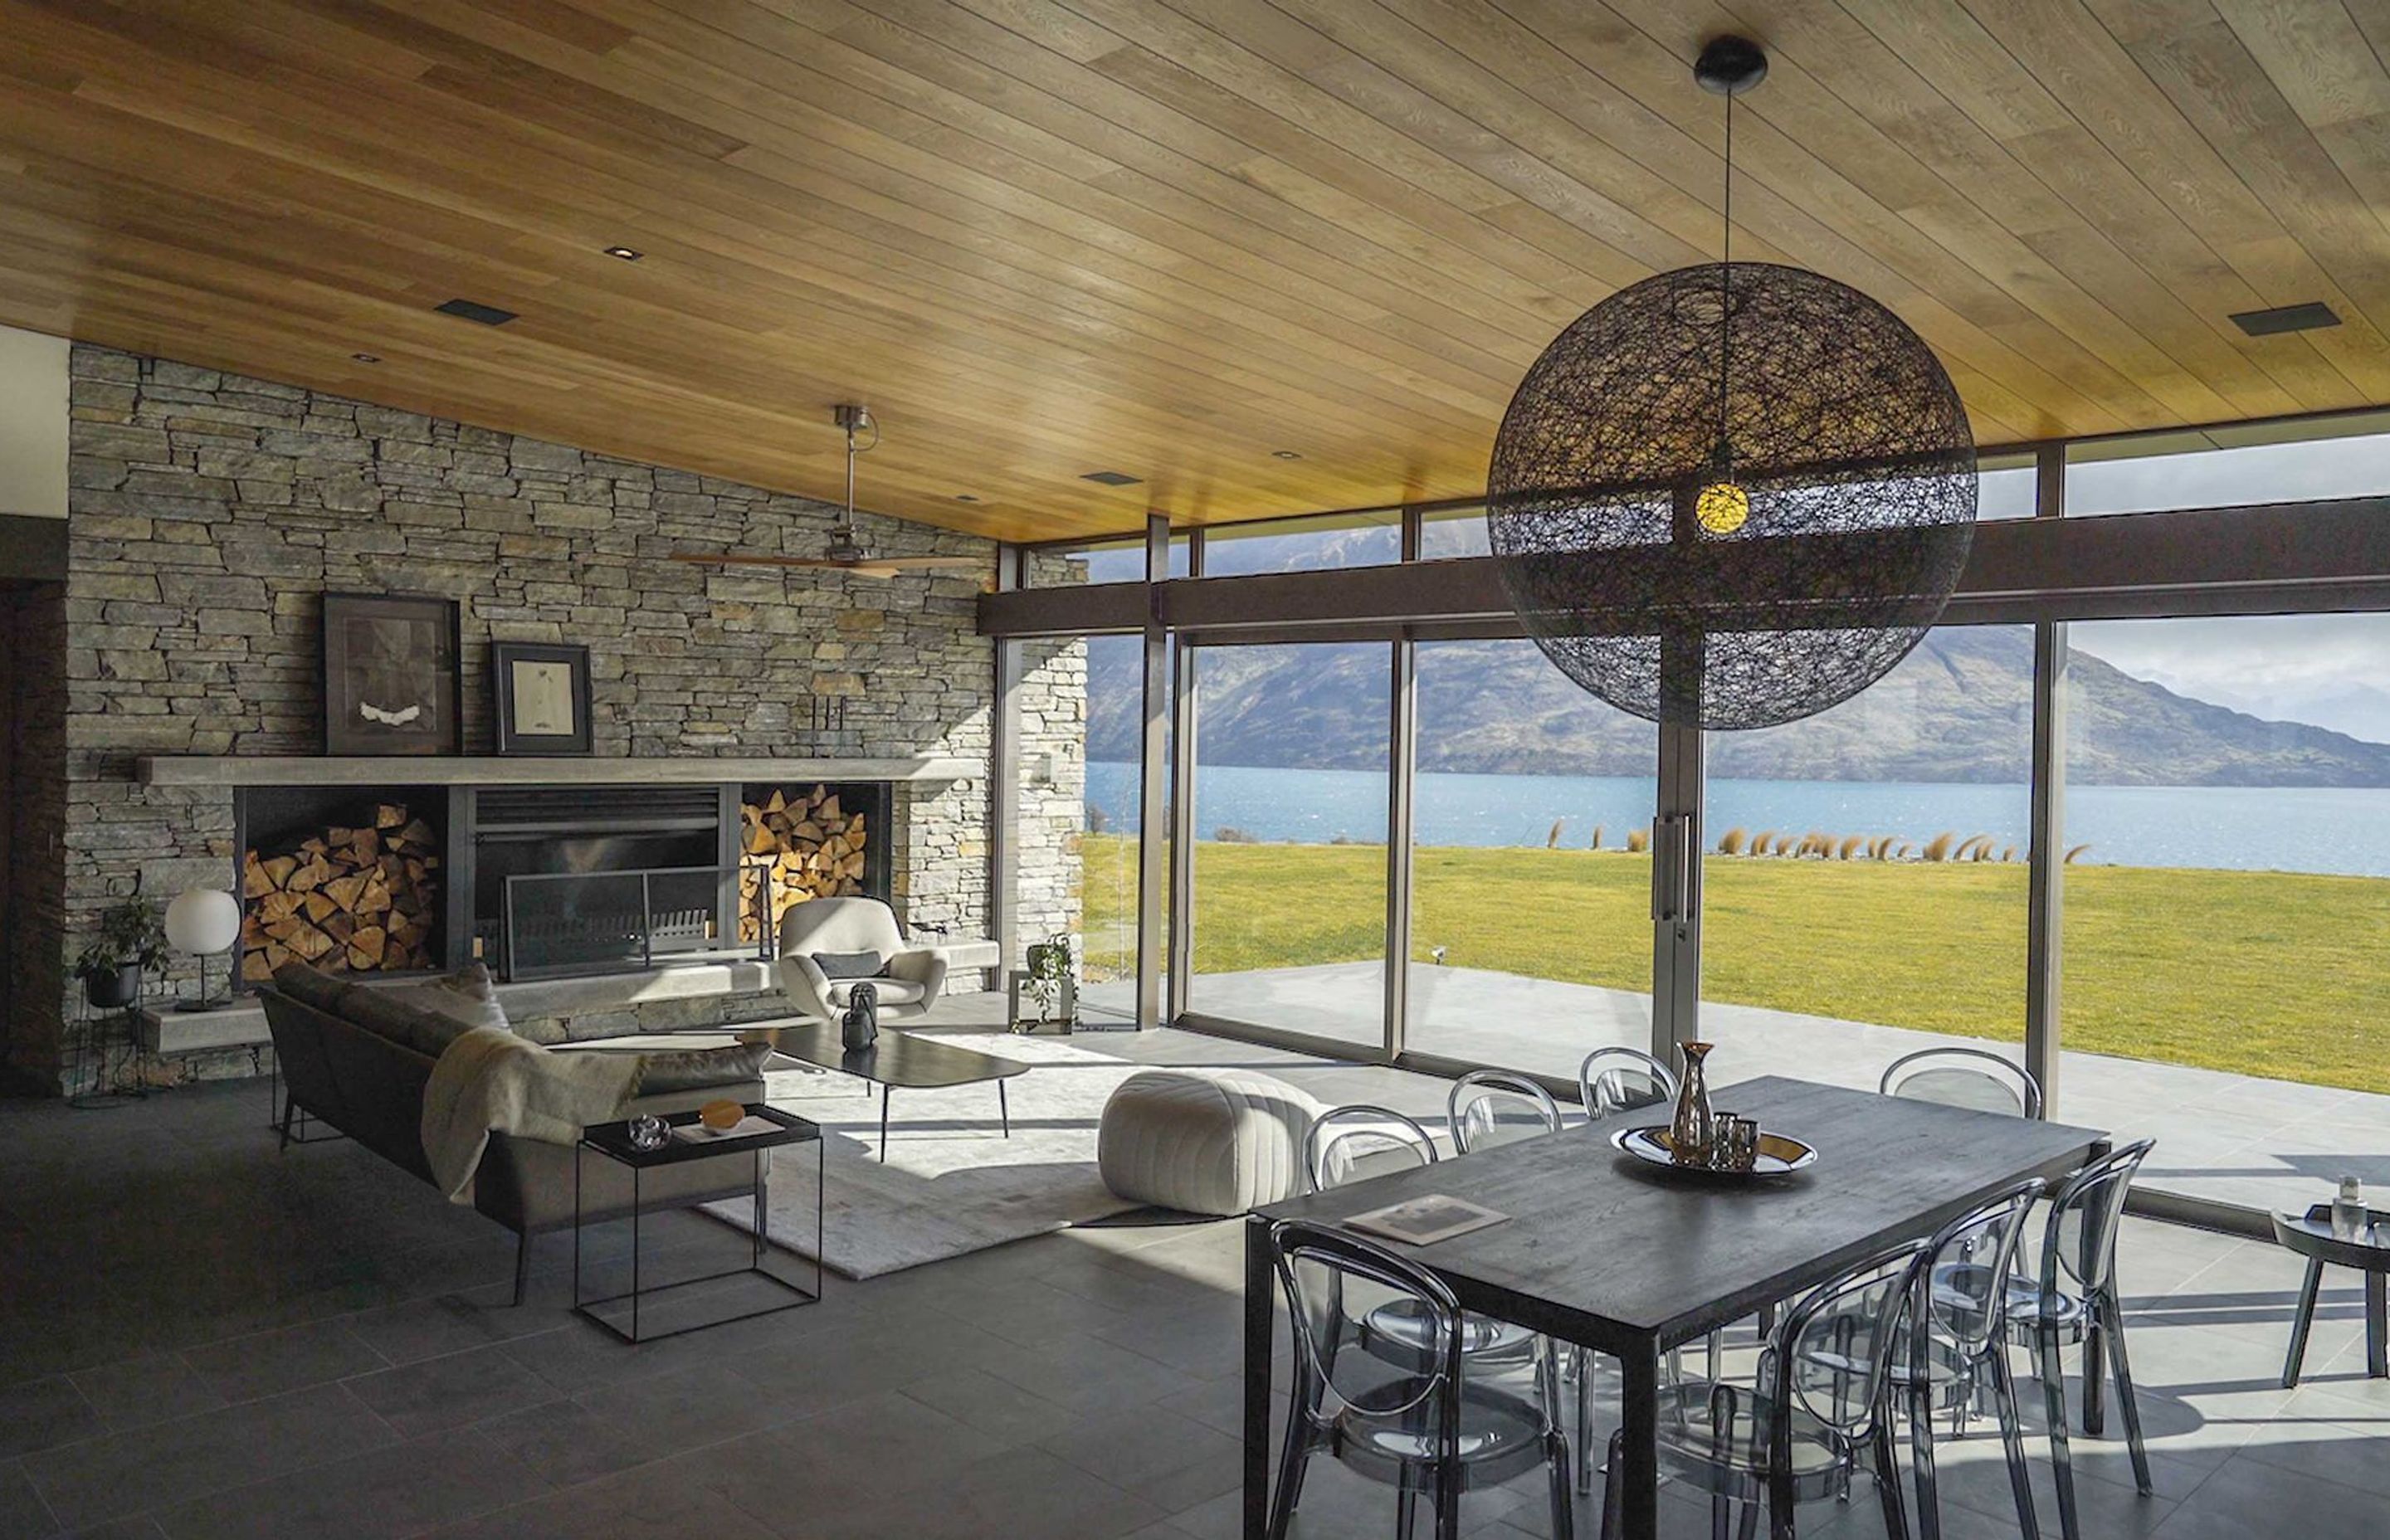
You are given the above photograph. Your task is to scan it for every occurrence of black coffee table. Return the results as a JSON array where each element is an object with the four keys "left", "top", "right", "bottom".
[
  {"left": 2275, "top": 1201, "right": 2390, "bottom": 1386},
  {"left": 763, "top": 1021, "right": 1028, "bottom": 1159}
]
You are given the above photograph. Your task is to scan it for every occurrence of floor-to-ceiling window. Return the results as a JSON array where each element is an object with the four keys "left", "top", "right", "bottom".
[
  {"left": 1700, "top": 625, "right": 2034, "bottom": 1085},
  {"left": 2060, "top": 612, "right": 2390, "bottom": 1208},
  {"left": 1406, "top": 638, "right": 1656, "bottom": 1076},
  {"left": 1184, "top": 640, "right": 1391, "bottom": 1048}
]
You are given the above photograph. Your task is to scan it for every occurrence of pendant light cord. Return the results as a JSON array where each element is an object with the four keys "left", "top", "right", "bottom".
[{"left": 1719, "top": 86, "right": 1733, "bottom": 457}]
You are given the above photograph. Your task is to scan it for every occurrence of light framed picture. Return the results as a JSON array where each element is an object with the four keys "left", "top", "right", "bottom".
[
  {"left": 493, "top": 641, "right": 593, "bottom": 755},
  {"left": 322, "top": 592, "right": 461, "bottom": 757}
]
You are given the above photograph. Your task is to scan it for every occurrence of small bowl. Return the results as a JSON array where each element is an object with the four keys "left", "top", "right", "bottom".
[{"left": 698, "top": 1099, "right": 745, "bottom": 1135}]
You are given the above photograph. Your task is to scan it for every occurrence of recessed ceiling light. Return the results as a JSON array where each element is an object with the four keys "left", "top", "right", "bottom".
[
  {"left": 2230, "top": 300, "right": 2339, "bottom": 337},
  {"left": 1080, "top": 470, "right": 1142, "bottom": 486},
  {"left": 435, "top": 298, "right": 518, "bottom": 326},
  {"left": 1271, "top": 449, "right": 1303, "bottom": 460},
  {"left": 954, "top": 494, "right": 981, "bottom": 503},
  {"left": 351, "top": 353, "right": 381, "bottom": 364},
  {"left": 603, "top": 246, "right": 643, "bottom": 261}
]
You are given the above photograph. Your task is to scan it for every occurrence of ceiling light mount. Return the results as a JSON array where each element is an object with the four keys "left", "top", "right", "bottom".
[
  {"left": 1271, "top": 449, "right": 1303, "bottom": 460},
  {"left": 602, "top": 246, "right": 643, "bottom": 261},
  {"left": 1695, "top": 35, "right": 1768, "bottom": 96},
  {"left": 350, "top": 353, "right": 381, "bottom": 364}
]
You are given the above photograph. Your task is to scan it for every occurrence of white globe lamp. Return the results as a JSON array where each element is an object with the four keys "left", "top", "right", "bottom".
[{"left": 164, "top": 887, "right": 242, "bottom": 1012}]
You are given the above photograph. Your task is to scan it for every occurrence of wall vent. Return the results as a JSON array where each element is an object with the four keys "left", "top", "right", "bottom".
[
  {"left": 435, "top": 298, "right": 519, "bottom": 326},
  {"left": 2230, "top": 300, "right": 2339, "bottom": 337},
  {"left": 1080, "top": 470, "right": 1141, "bottom": 486}
]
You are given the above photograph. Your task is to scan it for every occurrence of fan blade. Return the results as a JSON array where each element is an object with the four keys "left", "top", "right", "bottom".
[
  {"left": 666, "top": 553, "right": 848, "bottom": 569},
  {"left": 875, "top": 555, "right": 987, "bottom": 569}
]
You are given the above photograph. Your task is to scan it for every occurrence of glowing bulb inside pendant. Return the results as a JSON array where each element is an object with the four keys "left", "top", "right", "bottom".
[{"left": 1695, "top": 480, "right": 1749, "bottom": 536}]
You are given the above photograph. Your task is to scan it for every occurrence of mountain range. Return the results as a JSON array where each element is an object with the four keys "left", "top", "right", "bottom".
[{"left": 1087, "top": 626, "right": 2390, "bottom": 787}]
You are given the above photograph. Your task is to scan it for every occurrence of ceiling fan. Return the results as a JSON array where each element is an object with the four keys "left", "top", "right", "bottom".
[{"left": 671, "top": 405, "right": 987, "bottom": 580}]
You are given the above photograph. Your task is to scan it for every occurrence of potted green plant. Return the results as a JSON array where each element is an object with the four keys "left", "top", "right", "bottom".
[
  {"left": 75, "top": 892, "right": 168, "bottom": 1010},
  {"left": 1023, "top": 933, "right": 1079, "bottom": 1031}
]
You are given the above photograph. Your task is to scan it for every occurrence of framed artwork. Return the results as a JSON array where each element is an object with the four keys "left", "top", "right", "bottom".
[
  {"left": 321, "top": 592, "right": 460, "bottom": 756},
  {"left": 493, "top": 641, "right": 594, "bottom": 755}
]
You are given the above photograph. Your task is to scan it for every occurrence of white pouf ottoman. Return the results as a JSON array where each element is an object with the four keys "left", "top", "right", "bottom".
[{"left": 1098, "top": 1068, "right": 1325, "bottom": 1216}]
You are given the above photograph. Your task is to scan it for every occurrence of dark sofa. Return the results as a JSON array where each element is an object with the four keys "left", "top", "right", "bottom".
[{"left": 259, "top": 983, "right": 769, "bottom": 1304}]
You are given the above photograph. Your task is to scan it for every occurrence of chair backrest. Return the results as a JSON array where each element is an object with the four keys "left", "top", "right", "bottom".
[
  {"left": 1769, "top": 1239, "right": 1929, "bottom": 1439},
  {"left": 1880, "top": 1048, "right": 2043, "bottom": 1119},
  {"left": 1270, "top": 1219, "right": 1462, "bottom": 1436},
  {"left": 1304, "top": 1104, "right": 1439, "bottom": 1192},
  {"left": 2041, "top": 1139, "right": 2153, "bottom": 1295},
  {"left": 1578, "top": 1046, "right": 1679, "bottom": 1121},
  {"left": 1917, "top": 1178, "right": 2045, "bottom": 1358},
  {"left": 1447, "top": 1070, "right": 1563, "bottom": 1154},
  {"left": 778, "top": 897, "right": 905, "bottom": 962}
]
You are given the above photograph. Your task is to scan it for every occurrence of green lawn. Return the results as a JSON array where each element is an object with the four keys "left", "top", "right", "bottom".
[{"left": 1076, "top": 833, "right": 2390, "bottom": 1096}]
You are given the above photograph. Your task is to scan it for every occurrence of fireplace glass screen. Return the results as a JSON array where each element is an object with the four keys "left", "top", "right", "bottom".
[{"left": 504, "top": 865, "right": 729, "bottom": 979}]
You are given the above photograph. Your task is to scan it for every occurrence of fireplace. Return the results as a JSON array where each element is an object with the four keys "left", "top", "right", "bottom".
[{"left": 233, "top": 777, "right": 897, "bottom": 986}]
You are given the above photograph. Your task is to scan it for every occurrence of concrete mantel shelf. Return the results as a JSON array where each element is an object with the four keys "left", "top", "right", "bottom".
[{"left": 135, "top": 755, "right": 980, "bottom": 787}]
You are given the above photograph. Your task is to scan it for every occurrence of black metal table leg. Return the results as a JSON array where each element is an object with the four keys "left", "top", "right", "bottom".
[
  {"left": 2283, "top": 1257, "right": 2324, "bottom": 1388},
  {"left": 1243, "top": 1216, "right": 1272, "bottom": 1539},
  {"left": 2368, "top": 1269, "right": 2388, "bottom": 1378},
  {"left": 1620, "top": 1339, "right": 1661, "bottom": 1540},
  {"left": 880, "top": 1084, "right": 891, "bottom": 1160},
  {"left": 998, "top": 1077, "right": 1011, "bottom": 1139},
  {"left": 2083, "top": 1309, "right": 2107, "bottom": 1436}
]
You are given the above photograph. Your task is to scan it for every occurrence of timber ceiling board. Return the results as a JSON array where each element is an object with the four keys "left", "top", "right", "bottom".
[{"left": 0, "top": 2, "right": 2383, "bottom": 543}]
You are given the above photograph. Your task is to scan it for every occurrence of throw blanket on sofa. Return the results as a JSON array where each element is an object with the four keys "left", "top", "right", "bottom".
[{"left": 422, "top": 1026, "right": 639, "bottom": 1203}]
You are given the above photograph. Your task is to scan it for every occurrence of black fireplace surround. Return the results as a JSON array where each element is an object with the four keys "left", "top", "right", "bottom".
[{"left": 234, "top": 780, "right": 894, "bottom": 985}]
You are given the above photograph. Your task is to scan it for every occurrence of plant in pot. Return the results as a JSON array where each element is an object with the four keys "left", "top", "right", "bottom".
[
  {"left": 1023, "top": 933, "right": 1079, "bottom": 1031},
  {"left": 75, "top": 892, "right": 168, "bottom": 1010}
]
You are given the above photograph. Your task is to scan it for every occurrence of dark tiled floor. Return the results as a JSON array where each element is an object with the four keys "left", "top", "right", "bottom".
[{"left": 2, "top": 1031, "right": 2388, "bottom": 1538}]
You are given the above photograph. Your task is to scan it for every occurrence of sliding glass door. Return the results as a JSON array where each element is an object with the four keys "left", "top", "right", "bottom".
[
  {"left": 1183, "top": 640, "right": 1391, "bottom": 1049},
  {"left": 1406, "top": 639, "right": 1656, "bottom": 1077}
]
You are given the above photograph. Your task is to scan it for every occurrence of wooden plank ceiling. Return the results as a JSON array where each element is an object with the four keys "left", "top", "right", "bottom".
[{"left": 0, "top": 0, "right": 2385, "bottom": 542}]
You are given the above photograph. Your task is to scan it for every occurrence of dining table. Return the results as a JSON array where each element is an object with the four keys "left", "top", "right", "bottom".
[{"left": 1241, "top": 1074, "right": 2109, "bottom": 1540}]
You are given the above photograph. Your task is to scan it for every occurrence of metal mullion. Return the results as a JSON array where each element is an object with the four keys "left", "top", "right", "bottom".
[
  {"left": 2026, "top": 445, "right": 2067, "bottom": 1113},
  {"left": 1134, "top": 515, "right": 1172, "bottom": 1028},
  {"left": 1167, "top": 636, "right": 1199, "bottom": 1024},
  {"left": 1385, "top": 509, "right": 1422, "bottom": 1060}
]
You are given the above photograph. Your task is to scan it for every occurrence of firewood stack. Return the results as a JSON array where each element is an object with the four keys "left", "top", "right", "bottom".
[
  {"left": 738, "top": 786, "right": 870, "bottom": 944},
  {"left": 240, "top": 803, "right": 441, "bottom": 981}
]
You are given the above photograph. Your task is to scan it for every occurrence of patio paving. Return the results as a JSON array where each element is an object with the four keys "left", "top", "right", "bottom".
[{"left": 1113, "top": 962, "right": 2390, "bottom": 1220}]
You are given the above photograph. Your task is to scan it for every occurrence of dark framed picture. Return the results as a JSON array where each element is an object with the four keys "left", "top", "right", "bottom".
[
  {"left": 321, "top": 592, "right": 461, "bottom": 756},
  {"left": 493, "top": 641, "right": 594, "bottom": 755}
]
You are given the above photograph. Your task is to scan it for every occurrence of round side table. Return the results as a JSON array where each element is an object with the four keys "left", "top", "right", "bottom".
[{"left": 2273, "top": 1201, "right": 2390, "bottom": 1387}]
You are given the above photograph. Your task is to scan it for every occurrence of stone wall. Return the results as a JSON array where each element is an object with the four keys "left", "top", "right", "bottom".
[{"left": 41, "top": 344, "right": 1039, "bottom": 1089}]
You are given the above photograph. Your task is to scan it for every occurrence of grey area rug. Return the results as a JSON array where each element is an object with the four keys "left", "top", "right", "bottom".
[{"left": 696, "top": 1031, "right": 1145, "bottom": 1279}]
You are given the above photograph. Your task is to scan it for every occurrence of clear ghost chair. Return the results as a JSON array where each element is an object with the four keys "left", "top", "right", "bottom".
[
  {"left": 2007, "top": 1140, "right": 2157, "bottom": 1540},
  {"left": 1598, "top": 1239, "right": 1927, "bottom": 1540},
  {"left": 1266, "top": 1219, "right": 1576, "bottom": 1540},
  {"left": 1578, "top": 1046, "right": 1680, "bottom": 1120},
  {"left": 1302, "top": 1106, "right": 1539, "bottom": 1377},
  {"left": 1895, "top": 1178, "right": 2047, "bottom": 1540},
  {"left": 1447, "top": 1070, "right": 1564, "bottom": 1154},
  {"left": 1879, "top": 1048, "right": 2043, "bottom": 1118}
]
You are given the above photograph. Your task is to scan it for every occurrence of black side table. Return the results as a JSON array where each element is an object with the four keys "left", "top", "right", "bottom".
[
  {"left": 2274, "top": 1201, "right": 2390, "bottom": 1387},
  {"left": 574, "top": 1104, "right": 823, "bottom": 1343}
]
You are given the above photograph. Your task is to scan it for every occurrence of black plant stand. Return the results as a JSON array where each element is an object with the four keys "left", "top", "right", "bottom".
[
  {"left": 573, "top": 1104, "right": 823, "bottom": 1343},
  {"left": 66, "top": 998, "right": 153, "bottom": 1109}
]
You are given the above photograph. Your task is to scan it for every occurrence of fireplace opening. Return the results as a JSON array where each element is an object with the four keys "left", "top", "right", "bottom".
[
  {"left": 236, "top": 786, "right": 449, "bottom": 983},
  {"left": 471, "top": 786, "right": 731, "bottom": 979}
]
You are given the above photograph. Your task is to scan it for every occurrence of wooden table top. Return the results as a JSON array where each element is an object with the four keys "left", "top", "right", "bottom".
[
  {"left": 759, "top": 1021, "right": 1030, "bottom": 1090},
  {"left": 1256, "top": 1075, "right": 2106, "bottom": 1352}
]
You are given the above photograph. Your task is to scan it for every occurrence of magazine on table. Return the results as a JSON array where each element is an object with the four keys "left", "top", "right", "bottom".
[{"left": 1344, "top": 1193, "right": 1510, "bottom": 1246}]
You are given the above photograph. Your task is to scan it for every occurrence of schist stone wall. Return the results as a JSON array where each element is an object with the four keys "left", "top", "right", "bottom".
[{"left": 25, "top": 344, "right": 1079, "bottom": 1090}]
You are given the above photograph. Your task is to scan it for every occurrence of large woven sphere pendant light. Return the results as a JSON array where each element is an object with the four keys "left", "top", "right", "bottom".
[{"left": 1485, "top": 37, "right": 1978, "bottom": 731}]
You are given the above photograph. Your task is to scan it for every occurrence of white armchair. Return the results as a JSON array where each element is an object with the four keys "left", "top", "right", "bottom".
[{"left": 778, "top": 898, "right": 949, "bottom": 1025}]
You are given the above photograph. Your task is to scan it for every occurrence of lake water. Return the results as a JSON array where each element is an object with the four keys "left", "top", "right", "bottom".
[{"left": 1085, "top": 761, "right": 2390, "bottom": 879}]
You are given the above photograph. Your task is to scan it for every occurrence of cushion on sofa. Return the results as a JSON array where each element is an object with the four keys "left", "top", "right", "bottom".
[
  {"left": 810, "top": 950, "right": 885, "bottom": 979},
  {"left": 335, "top": 982, "right": 476, "bottom": 1060},
  {"left": 632, "top": 1040, "right": 775, "bottom": 1095},
  {"left": 271, "top": 960, "right": 350, "bottom": 1014},
  {"left": 390, "top": 962, "right": 510, "bottom": 1034}
]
